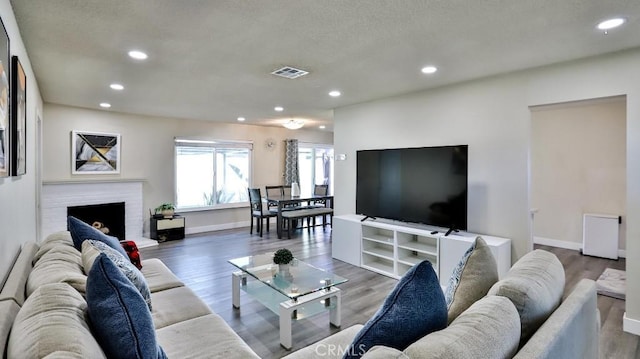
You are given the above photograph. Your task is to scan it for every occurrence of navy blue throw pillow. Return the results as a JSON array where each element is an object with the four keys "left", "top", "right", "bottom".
[
  {"left": 67, "top": 216, "right": 128, "bottom": 258},
  {"left": 343, "top": 260, "right": 447, "bottom": 358},
  {"left": 86, "top": 253, "right": 167, "bottom": 359}
]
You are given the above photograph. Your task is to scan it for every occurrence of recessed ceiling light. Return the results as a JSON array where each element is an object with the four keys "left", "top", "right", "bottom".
[
  {"left": 329, "top": 90, "right": 341, "bottom": 97},
  {"left": 597, "top": 18, "right": 626, "bottom": 30},
  {"left": 99, "top": 102, "right": 111, "bottom": 108},
  {"left": 237, "top": 117, "right": 246, "bottom": 122},
  {"left": 128, "top": 50, "right": 148, "bottom": 60},
  {"left": 274, "top": 106, "right": 284, "bottom": 112},
  {"left": 319, "top": 125, "right": 326, "bottom": 129},
  {"left": 421, "top": 66, "right": 438, "bottom": 74},
  {"left": 110, "top": 83, "right": 124, "bottom": 90}
]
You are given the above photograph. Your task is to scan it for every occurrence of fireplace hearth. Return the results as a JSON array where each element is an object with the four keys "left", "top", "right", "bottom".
[{"left": 67, "top": 202, "right": 125, "bottom": 241}]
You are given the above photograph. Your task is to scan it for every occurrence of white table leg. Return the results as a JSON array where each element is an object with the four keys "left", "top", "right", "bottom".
[
  {"left": 330, "top": 289, "right": 341, "bottom": 327},
  {"left": 232, "top": 271, "right": 242, "bottom": 308},
  {"left": 279, "top": 302, "right": 293, "bottom": 350}
]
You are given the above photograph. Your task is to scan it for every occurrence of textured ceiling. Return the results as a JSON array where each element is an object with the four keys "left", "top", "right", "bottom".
[{"left": 10, "top": 1, "right": 640, "bottom": 131}]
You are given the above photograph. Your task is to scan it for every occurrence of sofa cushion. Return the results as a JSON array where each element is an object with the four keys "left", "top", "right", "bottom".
[
  {"left": 362, "top": 346, "right": 409, "bottom": 358},
  {"left": 487, "top": 249, "right": 565, "bottom": 346},
  {"left": 403, "top": 296, "right": 520, "bottom": 358},
  {"left": 67, "top": 216, "right": 128, "bottom": 258},
  {"left": 82, "top": 240, "right": 152, "bottom": 310},
  {"left": 444, "top": 236, "right": 498, "bottom": 324},
  {"left": 140, "top": 258, "right": 184, "bottom": 292},
  {"left": 7, "top": 283, "right": 106, "bottom": 359},
  {"left": 281, "top": 324, "right": 363, "bottom": 359},
  {"left": 150, "top": 286, "right": 212, "bottom": 329},
  {"left": 343, "top": 260, "right": 447, "bottom": 358},
  {"left": 86, "top": 254, "right": 167, "bottom": 359},
  {"left": 156, "top": 313, "right": 260, "bottom": 359},
  {"left": 33, "top": 231, "right": 74, "bottom": 264},
  {"left": 26, "top": 245, "right": 86, "bottom": 297}
]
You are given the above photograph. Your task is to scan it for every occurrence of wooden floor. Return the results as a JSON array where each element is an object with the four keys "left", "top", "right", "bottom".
[{"left": 141, "top": 228, "right": 638, "bottom": 359}]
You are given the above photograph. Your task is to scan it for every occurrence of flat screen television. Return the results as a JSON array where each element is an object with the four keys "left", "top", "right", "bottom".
[{"left": 356, "top": 145, "right": 468, "bottom": 230}]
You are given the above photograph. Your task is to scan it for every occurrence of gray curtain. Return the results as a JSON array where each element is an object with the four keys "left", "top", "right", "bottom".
[
  {"left": 322, "top": 152, "right": 331, "bottom": 187},
  {"left": 284, "top": 139, "right": 299, "bottom": 185}
]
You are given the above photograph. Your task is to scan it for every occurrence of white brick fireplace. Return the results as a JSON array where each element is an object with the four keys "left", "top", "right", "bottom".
[{"left": 41, "top": 180, "right": 157, "bottom": 247}]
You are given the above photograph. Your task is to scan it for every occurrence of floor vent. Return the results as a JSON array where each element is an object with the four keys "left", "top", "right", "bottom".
[{"left": 271, "top": 66, "right": 309, "bottom": 79}]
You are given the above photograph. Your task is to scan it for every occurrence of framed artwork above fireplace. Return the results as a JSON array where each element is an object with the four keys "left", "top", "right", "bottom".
[{"left": 71, "top": 130, "right": 121, "bottom": 174}]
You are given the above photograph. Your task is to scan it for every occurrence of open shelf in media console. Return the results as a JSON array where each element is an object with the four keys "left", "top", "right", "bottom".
[
  {"left": 396, "top": 232, "right": 438, "bottom": 254},
  {"left": 361, "top": 226, "right": 394, "bottom": 243},
  {"left": 397, "top": 240, "right": 437, "bottom": 255},
  {"left": 361, "top": 240, "right": 394, "bottom": 260},
  {"left": 361, "top": 234, "right": 394, "bottom": 245},
  {"left": 397, "top": 249, "right": 437, "bottom": 267},
  {"left": 361, "top": 255, "right": 395, "bottom": 277}
]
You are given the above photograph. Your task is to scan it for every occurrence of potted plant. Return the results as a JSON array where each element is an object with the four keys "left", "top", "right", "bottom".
[
  {"left": 273, "top": 248, "right": 294, "bottom": 265},
  {"left": 155, "top": 203, "right": 175, "bottom": 218},
  {"left": 273, "top": 248, "right": 294, "bottom": 275}
]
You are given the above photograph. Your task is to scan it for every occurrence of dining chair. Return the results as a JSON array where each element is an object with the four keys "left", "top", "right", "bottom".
[
  {"left": 265, "top": 185, "right": 284, "bottom": 211},
  {"left": 312, "top": 184, "right": 329, "bottom": 205},
  {"left": 279, "top": 184, "right": 308, "bottom": 232},
  {"left": 310, "top": 184, "right": 332, "bottom": 227},
  {"left": 281, "top": 185, "right": 305, "bottom": 210},
  {"left": 248, "top": 188, "right": 277, "bottom": 237},
  {"left": 282, "top": 185, "right": 292, "bottom": 197}
]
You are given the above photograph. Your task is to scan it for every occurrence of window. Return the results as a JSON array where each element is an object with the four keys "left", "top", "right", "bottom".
[
  {"left": 298, "top": 144, "right": 334, "bottom": 197},
  {"left": 175, "top": 139, "right": 252, "bottom": 209}
]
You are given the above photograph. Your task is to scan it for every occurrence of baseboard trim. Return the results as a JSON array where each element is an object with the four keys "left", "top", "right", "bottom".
[
  {"left": 624, "top": 313, "right": 640, "bottom": 336},
  {"left": 533, "top": 236, "right": 626, "bottom": 259},
  {"left": 186, "top": 221, "right": 251, "bottom": 234},
  {"left": 533, "top": 237, "right": 582, "bottom": 251}
]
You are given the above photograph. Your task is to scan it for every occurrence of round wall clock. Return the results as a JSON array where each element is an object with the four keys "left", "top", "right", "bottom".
[{"left": 265, "top": 138, "right": 277, "bottom": 151}]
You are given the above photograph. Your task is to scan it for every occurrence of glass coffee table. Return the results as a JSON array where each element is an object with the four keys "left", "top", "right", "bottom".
[{"left": 229, "top": 253, "right": 348, "bottom": 349}]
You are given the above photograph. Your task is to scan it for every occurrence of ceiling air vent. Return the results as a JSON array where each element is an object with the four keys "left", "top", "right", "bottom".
[{"left": 271, "top": 66, "right": 309, "bottom": 79}]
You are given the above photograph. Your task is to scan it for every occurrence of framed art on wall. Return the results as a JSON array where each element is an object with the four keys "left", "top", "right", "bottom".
[
  {"left": 71, "top": 130, "right": 121, "bottom": 174},
  {"left": 11, "top": 56, "right": 26, "bottom": 176},
  {"left": 0, "top": 18, "right": 9, "bottom": 178}
]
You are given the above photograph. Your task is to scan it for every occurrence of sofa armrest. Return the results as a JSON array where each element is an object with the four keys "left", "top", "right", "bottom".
[
  {"left": 282, "top": 325, "right": 363, "bottom": 359},
  {"left": 0, "top": 242, "right": 39, "bottom": 306},
  {"left": 514, "top": 278, "right": 599, "bottom": 359},
  {"left": 0, "top": 299, "right": 20, "bottom": 357}
]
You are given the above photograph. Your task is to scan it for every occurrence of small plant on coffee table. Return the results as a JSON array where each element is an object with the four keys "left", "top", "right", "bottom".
[{"left": 273, "top": 248, "right": 294, "bottom": 265}]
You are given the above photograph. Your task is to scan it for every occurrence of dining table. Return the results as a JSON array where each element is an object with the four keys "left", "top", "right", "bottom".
[{"left": 265, "top": 194, "right": 334, "bottom": 239}]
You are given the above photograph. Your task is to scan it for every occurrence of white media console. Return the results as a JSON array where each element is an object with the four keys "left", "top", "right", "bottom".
[{"left": 332, "top": 214, "right": 512, "bottom": 287}]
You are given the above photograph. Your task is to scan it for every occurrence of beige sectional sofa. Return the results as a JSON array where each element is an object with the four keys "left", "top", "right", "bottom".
[
  {"left": 1, "top": 231, "right": 599, "bottom": 359},
  {"left": 284, "top": 250, "right": 600, "bottom": 359},
  {"left": 0, "top": 231, "right": 259, "bottom": 358}
]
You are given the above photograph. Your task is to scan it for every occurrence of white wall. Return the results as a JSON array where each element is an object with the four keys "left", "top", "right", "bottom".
[
  {"left": 42, "top": 104, "right": 332, "bottom": 234},
  {"left": 334, "top": 73, "right": 532, "bottom": 257},
  {"left": 0, "top": 0, "right": 43, "bottom": 286},
  {"left": 531, "top": 97, "right": 626, "bottom": 252},
  {"left": 333, "top": 48, "right": 640, "bottom": 327}
]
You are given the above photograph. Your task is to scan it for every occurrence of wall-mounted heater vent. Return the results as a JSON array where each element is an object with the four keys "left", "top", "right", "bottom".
[{"left": 271, "top": 66, "right": 309, "bottom": 79}]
